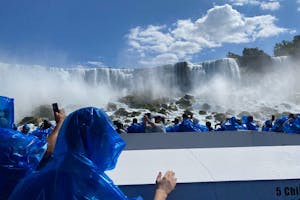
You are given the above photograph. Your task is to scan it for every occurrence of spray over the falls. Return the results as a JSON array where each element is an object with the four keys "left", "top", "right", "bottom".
[{"left": 1, "top": 57, "right": 300, "bottom": 123}]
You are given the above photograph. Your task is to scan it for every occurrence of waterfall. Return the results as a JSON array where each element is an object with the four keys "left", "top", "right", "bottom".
[
  {"left": 200, "top": 58, "right": 240, "bottom": 82},
  {"left": 68, "top": 58, "right": 241, "bottom": 95},
  {"left": 0, "top": 58, "right": 242, "bottom": 100},
  {"left": 0, "top": 58, "right": 242, "bottom": 120}
]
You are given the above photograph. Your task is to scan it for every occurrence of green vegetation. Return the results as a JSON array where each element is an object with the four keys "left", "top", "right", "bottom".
[
  {"left": 227, "top": 47, "right": 270, "bottom": 59},
  {"left": 226, "top": 35, "right": 300, "bottom": 72},
  {"left": 227, "top": 35, "right": 300, "bottom": 59},
  {"left": 226, "top": 52, "right": 240, "bottom": 60},
  {"left": 242, "top": 48, "right": 270, "bottom": 57},
  {"left": 274, "top": 35, "right": 300, "bottom": 57},
  {"left": 227, "top": 47, "right": 271, "bottom": 72}
]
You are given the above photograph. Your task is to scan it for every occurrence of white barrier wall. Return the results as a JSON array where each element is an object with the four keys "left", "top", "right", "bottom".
[{"left": 107, "top": 132, "right": 300, "bottom": 200}]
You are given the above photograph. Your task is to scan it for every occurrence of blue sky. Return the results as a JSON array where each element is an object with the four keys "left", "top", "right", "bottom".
[{"left": 0, "top": 0, "right": 299, "bottom": 67}]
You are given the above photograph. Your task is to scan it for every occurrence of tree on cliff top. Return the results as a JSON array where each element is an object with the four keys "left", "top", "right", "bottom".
[
  {"left": 274, "top": 35, "right": 300, "bottom": 57},
  {"left": 242, "top": 48, "right": 270, "bottom": 58}
]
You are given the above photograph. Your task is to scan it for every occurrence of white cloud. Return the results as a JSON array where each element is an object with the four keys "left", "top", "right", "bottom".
[
  {"left": 139, "top": 53, "right": 179, "bottom": 67},
  {"left": 126, "top": 4, "right": 288, "bottom": 67},
  {"left": 297, "top": 0, "right": 300, "bottom": 11},
  {"left": 128, "top": 26, "right": 174, "bottom": 54},
  {"left": 87, "top": 61, "right": 106, "bottom": 67},
  {"left": 260, "top": 1, "right": 280, "bottom": 10},
  {"left": 228, "top": 0, "right": 260, "bottom": 6},
  {"left": 229, "top": 0, "right": 281, "bottom": 11}
]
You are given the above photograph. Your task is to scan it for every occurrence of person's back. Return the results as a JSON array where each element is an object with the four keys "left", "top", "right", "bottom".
[
  {"left": 9, "top": 107, "right": 141, "bottom": 200},
  {"left": 0, "top": 96, "right": 14, "bottom": 129},
  {"left": 0, "top": 128, "right": 47, "bottom": 199},
  {"left": 10, "top": 155, "right": 133, "bottom": 200},
  {"left": 144, "top": 115, "right": 166, "bottom": 133},
  {"left": 151, "top": 116, "right": 166, "bottom": 133},
  {"left": 244, "top": 116, "right": 259, "bottom": 131},
  {"left": 206, "top": 121, "right": 214, "bottom": 131},
  {"left": 283, "top": 113, "right": 300, "bottom": 133},
  {"left": 221, "top": 117, "right": 247, "bottom": 131},
  {"left": 127, "top": 118, "right": 144, "bottom": 133},
  {"left": 262, "top": 115, "right": 275, "bottom": 132},
  {"left": 271, "top": 116, "right": 289, "bottom": 132},
  {"left": 262, "top": 119, "right": 273, "bottom": 131}
]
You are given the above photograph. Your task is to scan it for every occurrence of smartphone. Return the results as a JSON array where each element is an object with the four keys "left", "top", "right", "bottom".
[{"left": 52, "top": 103, "right": 59, "bottom": 121}]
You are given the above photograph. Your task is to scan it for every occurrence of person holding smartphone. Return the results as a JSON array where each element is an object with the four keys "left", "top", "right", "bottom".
[
  {"left": 10, "top": 107, "right": 176, "bottom": 200},
  {"left": 46, "top": 105, "right": 65, "bottom": 156},
  {"left": 38, "top": 103, "right": 66, "bottom": 169}
]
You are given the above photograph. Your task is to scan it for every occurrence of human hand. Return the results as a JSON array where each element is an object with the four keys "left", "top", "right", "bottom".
[
  {"left": 155, "top": 171, "right": 177, "bottom": 196},
  {"left": 55, "top": 109, "right": 66, "bottom": 125},
  {"left": 144, "top": 115, "right": 149, "bottom": 121}
]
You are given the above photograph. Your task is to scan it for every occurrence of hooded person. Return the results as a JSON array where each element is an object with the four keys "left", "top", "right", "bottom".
[
  {"left": 9, "top": 107, "right": 142, "bottom": 200},
  {"left": 0, "top": 96, "right": 14, "bottom": 129},
  {"left": 0, "top": 128, "right": 47, "bottom": 199}
]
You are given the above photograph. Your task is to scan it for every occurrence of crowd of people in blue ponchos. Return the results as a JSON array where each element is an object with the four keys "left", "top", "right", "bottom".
[
  {"left": 1, "top": 93, "right": 300, "bottom": 199},
  {"left": 115, "top": 112, "right": 300, "bottom": 134},
  {"left": 0, "top": 96, "right": 177, "bottom": 200}
]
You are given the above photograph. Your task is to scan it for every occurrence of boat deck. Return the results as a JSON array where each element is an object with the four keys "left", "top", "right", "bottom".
[{"left": 107, "top": 132, "right": 300, "bottom": 200}]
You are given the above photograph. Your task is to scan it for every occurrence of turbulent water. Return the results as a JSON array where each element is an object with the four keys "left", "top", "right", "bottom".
[{"left": 1, "top": 57, "right": 300, "bottom": 124}]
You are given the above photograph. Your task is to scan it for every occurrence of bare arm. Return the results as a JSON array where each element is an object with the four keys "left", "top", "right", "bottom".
[
  {"left": 154, "top": 171, "right": 177, "bottom": 200},
  {"left": 45, "top": 109, "right": 65, "bottom": 156},
  {"left": 144, "top": 115, "right": 156, "bottom": 128}
]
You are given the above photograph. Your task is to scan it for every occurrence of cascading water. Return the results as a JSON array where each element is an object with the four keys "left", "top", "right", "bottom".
[
  {"left": 0, "top": 56, "right": 299, "bottom": 123},
  {"left": 191, "top": 56, "right": 300, "bottom": 123}
]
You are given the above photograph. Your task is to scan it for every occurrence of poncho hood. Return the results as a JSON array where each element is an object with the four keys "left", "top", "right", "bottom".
[{"left": 53, "top": 107, "right": 126, "bottom": 171}]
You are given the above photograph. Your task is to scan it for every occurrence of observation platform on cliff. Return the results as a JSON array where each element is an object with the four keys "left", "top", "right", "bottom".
[{"left": 107, "top": 131, "right": 300, "bottom": 200}]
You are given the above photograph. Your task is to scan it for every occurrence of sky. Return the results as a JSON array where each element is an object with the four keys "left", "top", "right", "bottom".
[{"left": 0, "top": 0, "right": 299, "bottom": 68}]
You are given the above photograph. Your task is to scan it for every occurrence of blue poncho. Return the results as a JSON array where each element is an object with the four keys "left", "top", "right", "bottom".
[
  {"left": 0, "top": 96, "right": 14, "bottom": 129},
  {"left": 0, "top": 128, "right": 47, "bottom": 199},
  {"left": 10, "top": 107, "right": 142, "bottom": 200}
]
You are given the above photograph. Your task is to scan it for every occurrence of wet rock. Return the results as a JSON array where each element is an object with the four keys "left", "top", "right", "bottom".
[
  {"left": 161, "top": 104, "right": 168, "bottom": 109},
  {"left": 106, "top": 102, "right": 117, "bottom": 112},
  {"left": 119, "top": 95, "right": 169, "bottom": 109},
  {"left": 183, "top": 109, "right": 193, "bottom": 116},
  {"left": 114, "top": 108, "right": 130, "bottom": 117},
  {"left": 281, "top": 111, "right": 292, "bottom": 117},
  {"left": 183, "top": 94, "right": 195, "bottom": 101},
  {"left": 237, "top": 111, "right": 251, "bottom": 118},
  {"left": 18, "top": 116, "right": 44, "bottom": 126},
  {"left": 128, "top": 111, "right": 141, "bottom": 117},
  {"left": 31, "top": 105, "right": 53, "bottom": 120},
  {"left": 201, "top": 103, "right": 211, "bottom": 111},
  {"left": 260, "top": 106, "right": 278, "bottom": 115},
  {"left": 226, "top": 109, "right": 235, "bottom": 116},
  {"left": 158, "top": 108, "right": 167, "bottom": 115},
  {"left": 119, "top": 95, "right": 135, "bottom": 106},
  {"left": 252, "top": 112, "right": 262, "bottom": 120},
  {"left": 199, "top": 110, "right": 207, "bottom": 115},
  {"left": 124, "top": 119, "right": 132, "bottom": 123},
  {"left": 140, "top": 104, "right": 159, "bottom": 112},
  {"left": 205, "top": 115, "right": 213, "bottom": 120},
  {"left": 281, "top": 103, "right": 292, "bottom": 110},
  {"left": 176, "top": 94, "right": 195, "bottom": 109},
  {"left": 168, "top": 103, "right": 178, "bottom": 111},
  {"left": 214, "top": 113, "right": 226, "bottom": 122}
]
